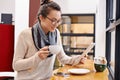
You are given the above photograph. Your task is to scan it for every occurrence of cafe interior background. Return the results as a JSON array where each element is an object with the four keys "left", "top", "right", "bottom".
[{"left": 0, "top": 0, "right": 120, "bottom": 80}]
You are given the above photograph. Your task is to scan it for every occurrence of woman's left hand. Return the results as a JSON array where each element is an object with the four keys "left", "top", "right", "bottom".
[{"left": 79, "top": 55, "right": 87, "bottom": 64}]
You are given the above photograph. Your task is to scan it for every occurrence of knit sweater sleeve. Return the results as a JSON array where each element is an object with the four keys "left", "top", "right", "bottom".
[
  {"left": 56, "top": 29, "right": 82, "bottom": 66},
  {"left": 12, "top": 30, "right": 41, "bottom": 71}
]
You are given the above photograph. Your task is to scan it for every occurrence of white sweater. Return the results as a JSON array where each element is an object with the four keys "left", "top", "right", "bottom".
[{"left": 12, "top": 28, "right": 82, "bottom": 80}]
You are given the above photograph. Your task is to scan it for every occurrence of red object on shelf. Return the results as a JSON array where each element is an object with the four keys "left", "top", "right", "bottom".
[{"left": 0, "top": 24, "right": 14, "bottom": 72}]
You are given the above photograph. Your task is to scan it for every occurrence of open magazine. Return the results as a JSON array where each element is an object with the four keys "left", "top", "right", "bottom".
[{"left": 81, "top": 43, "right": 95, "bottom": 57}]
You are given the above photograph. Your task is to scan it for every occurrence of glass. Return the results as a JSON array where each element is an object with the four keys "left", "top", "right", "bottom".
[{"left": 46, "top": 16, "right": 62, "bottom": 25}]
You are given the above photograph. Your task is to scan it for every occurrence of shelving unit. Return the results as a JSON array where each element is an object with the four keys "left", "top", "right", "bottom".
[{"left": 58, "top": 14, "right": 95, "bottom": 57}]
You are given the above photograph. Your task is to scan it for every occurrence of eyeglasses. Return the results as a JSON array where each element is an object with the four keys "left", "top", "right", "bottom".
[{"left": 46, "top": 16, "right": 62, "bottom": 25}]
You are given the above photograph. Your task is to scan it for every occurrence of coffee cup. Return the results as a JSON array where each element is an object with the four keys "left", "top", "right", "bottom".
[{"left": 49, "top": 45, "right": 61, "bottom": 55}]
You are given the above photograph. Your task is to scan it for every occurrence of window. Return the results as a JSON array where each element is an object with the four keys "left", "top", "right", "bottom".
[
  {"left": 106, "top": 0, "right": 120, "bottom": 80},
  {"left": 110, "top": 31, "right": 115, "bottom": 73}
]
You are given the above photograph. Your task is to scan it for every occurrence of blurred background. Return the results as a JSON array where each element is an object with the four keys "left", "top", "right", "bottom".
[{"left": 0, "top": 0, "right": 120, "bottom": 80}]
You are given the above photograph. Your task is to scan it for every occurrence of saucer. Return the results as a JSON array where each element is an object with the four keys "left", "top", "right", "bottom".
[{"left": 68, "top": 68, "right": 90, "bottom": 74}]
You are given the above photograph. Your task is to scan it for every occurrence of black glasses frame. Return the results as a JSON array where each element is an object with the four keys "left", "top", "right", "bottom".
[{"left": 46, "top": 16, "right": 62, "bottom": 25}]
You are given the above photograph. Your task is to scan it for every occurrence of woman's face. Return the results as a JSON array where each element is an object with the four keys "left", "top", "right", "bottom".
[{"left": 40, "top": 10, "right": 61, "bottom": 34}]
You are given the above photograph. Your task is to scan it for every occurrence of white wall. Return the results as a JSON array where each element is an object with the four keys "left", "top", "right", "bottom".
[
  {"left": 55, "top": 0, "right": 106, "bottom": 57},
  {"left": 95, "top": 0, "right": 106, "bottom": 57},
  {"left": 54, "top": 0, "right": 97, "bottom": 14},
  {"left": 0, "top": 0, "right": 15, "bottom": 24},
  {"left": 15, "top": 0, "right": 29, "bottom": 46}
]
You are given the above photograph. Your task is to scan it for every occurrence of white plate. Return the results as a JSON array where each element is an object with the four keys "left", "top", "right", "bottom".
[{"left": 68, "top": 68, "right": 90, "bottom": 74}]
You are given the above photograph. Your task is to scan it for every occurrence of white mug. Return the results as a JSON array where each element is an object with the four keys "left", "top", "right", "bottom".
[{"left": 49, "top": 45, "right": 61, "bottom": 55}]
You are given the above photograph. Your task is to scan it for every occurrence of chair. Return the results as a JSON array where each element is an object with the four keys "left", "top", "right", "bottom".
[{"left": 0, "top": 24, "right": 14, "bottom": 80}]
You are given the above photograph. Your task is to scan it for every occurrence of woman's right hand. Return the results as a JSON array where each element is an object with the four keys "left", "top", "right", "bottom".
[{"left": 37, "top": 46, "right": 50, "bottom": 60}]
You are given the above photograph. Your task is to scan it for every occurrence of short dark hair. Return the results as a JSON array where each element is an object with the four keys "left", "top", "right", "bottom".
[{"left": 37, "top": 0, "right": 61, "bottom": 18}]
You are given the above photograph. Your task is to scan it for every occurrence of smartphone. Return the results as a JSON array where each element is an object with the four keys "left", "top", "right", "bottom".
[{"left": 54, "top": 72, "right": 70, "bottom": 77}]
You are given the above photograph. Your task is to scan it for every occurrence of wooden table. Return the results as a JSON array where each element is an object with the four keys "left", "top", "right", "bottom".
[{"left": 50, "top": 59, "right": 109, "bottom": 80}]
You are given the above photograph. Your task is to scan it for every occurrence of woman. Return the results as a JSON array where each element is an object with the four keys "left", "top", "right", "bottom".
[{"left": 13, "top": 0, "right": 86, "bottom": 80}]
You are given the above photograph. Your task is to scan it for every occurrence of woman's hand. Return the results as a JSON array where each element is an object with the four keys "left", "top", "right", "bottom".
[
  {"left": 37, "top": 46, "right": 50, "bottom": 60},
  {"left": 79, "top": 55, "right": 88, "bottom": 64}
]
